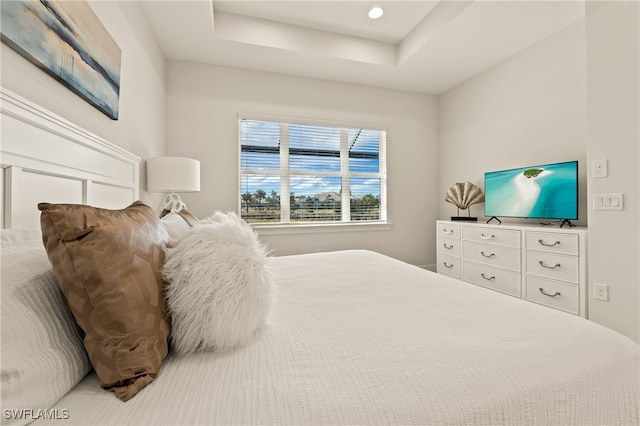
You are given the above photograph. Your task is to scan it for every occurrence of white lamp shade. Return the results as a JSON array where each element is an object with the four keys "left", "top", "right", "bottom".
[{"left": 147, "top": 157, "right": 200, "bottom": 193}]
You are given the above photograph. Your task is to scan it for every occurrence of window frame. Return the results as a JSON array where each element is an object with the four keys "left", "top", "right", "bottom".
[{"left": 238, "top": 114, "right": 388, "bottom": 230}]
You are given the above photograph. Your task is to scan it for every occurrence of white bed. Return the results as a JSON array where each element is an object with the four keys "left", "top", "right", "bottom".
[
  {"left": 2, "top": 89, "right": 639, "bottom": 425},
  {"left": 29, "top": 249, "right": 637, "bottom": 425}
]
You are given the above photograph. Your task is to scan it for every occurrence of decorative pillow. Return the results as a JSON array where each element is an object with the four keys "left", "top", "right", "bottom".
[
  {"left": 176, "top": 209, "right": 200, "bottom": 227},
  {"left": 160, "top": 212, "right": 191, "bottom": 247},
  {"left": 38, "top": 201, "right": 172, "bottom": 402},
  {"left": 163, "top": 211, "right": 273, "bottom": 353},
  {"left": 1, "top": 229, "right": 91, "bottom": 425}
]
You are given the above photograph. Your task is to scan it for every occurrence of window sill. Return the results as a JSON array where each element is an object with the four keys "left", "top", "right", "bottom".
[{"left": 252, "top": 221, "right": 393, "bottom": 235}]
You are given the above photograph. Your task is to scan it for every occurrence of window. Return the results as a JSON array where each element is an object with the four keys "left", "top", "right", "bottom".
[{"left": 240, "top": 117, "right": 386, "bottom": 225}]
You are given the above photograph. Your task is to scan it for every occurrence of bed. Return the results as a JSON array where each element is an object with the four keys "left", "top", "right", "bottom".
[{"left": 2, "top": 89, "right": 639, "bottom": 425}]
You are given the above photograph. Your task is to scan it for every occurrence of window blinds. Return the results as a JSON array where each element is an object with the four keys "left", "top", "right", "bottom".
[{"left": 240, "top": 118, "right": 386, "bottom": 224}]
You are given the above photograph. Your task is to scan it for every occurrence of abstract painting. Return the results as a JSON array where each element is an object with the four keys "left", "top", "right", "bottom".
[{"left": 1, "top": 0, "right": 121, "bottom": 119}]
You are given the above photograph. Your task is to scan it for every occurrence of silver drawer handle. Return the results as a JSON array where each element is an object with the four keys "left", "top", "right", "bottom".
[
  {"left": 443, "top": 262, "right": 454, "bottom": 269},
  {"left": 539, "top": 288, "right": 561, "bottom": 298},
  {"left": 538, "top": 239, "right": 560, "bottom": 247},
  {"left": 538, "top": 261, "right": 561, "bottom": 269},
  {"left": 481, "top": 273, "right": 495, "bottom": 281},
  {"left": 443, "top": 243, "right": 454, "bottom": 250},
  {"left": 480, "top": 251, "right": 495, "bottom": 258},
  {"left": 443, "top": 229, "right": 453, "bottom": 235},
  {"left": 481, "top": 233, "right": 495, "bottom": 240}
]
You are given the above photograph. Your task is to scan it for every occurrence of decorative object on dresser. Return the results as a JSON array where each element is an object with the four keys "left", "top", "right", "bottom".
[
  {"left": 436, "top": 220, "right": 587, "bottom": 317},
  {"left": 445, "top": 181, "right": 484, "bottom": 222},
  {"left": 0, "top": 0, "right": 121, "bottom": 119},
  {"left": 147, "top": 156, "right": 201, "bottom": 217}
]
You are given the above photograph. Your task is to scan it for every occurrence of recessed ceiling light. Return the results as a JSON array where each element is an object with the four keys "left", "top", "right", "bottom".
[{"left": 368, "top": 6, "right": 384, "bottom": 19}]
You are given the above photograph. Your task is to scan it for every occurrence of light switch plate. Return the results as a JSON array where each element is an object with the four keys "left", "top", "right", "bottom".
[{"left": 593, "top": 193, "right": 624, "bottom": 210}]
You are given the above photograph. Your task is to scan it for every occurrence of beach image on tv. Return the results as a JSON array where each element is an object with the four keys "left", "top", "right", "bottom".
[{"left": 484, "top": 161, "right": 578, "bottom": 219}]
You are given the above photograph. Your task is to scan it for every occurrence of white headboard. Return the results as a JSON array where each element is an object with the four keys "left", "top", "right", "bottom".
[{"left": 0, "top": 88, "right": 140, "bottom": 230}]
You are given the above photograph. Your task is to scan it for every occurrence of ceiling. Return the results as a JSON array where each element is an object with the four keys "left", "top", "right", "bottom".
[{"left": 141, "top": 1, "right": 585, "bottom": 95}]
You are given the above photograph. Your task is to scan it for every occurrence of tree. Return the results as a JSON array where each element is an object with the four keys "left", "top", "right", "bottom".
[
  {"left": 304, "top": 196, "right": 315, "bottom": 209},
  {"left": 241, "top": 192, "right": 253, "bottom": 214},
  {"left": 255, "top": 189, "right": 266, "bottom": 203},
  {"left": 362, "top": 194, "right": 378, "bottom": 206}
]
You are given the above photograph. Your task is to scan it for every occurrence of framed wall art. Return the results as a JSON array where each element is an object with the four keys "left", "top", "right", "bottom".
[{"left": 1, "top": 0, "right": 121, "bottom": 119}]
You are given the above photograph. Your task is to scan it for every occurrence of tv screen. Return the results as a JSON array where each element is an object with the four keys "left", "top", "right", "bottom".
[{"left": 484, "top": 160, "right": 578, "bottom": 220}]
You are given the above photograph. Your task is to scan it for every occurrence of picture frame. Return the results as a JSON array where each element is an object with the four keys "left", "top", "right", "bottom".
[{"left": 1, "top": 0, "right": 121, "bottom": 120}]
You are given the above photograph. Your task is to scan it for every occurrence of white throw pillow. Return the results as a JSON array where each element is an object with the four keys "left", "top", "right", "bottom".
[
  {"left": 162, "top": 212, "right": 273, "bottom": 353},
  {"left": 1, "top": 230, "right": 91, "bottom": 425}
]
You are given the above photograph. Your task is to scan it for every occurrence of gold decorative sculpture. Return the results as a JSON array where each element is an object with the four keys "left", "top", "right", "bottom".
[{"left": 445, "top": 182, "right": 485, "bottom": 221}]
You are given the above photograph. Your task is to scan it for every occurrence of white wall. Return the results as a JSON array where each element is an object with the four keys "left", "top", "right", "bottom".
[
  {"left": 585, "top": 1, "right": 639, "bottom": 343},
  {"left": 166, "top": 62, "right": 438, "bottom": 266},
  {"left": 438, "top": 20, "right": 588, "bottom": 226},
  {"left": 0, "top": 1, "right": 166, "bottom": 205}
]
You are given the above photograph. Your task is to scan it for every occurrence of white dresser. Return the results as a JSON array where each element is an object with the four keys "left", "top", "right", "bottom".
[{"left": 436, "top": 220, "right": 587, "bottom": 317}]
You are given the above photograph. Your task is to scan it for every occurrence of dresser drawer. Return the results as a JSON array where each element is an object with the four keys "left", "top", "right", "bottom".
[
  {"left": 462, "top": 262, "right": 521, "bottom": 297},
  {"left": 438, "top": 223, "right": 460, "bottom": 239},
  {"left": 525, "top": 251, "right": 578, "bottom": 284},
  {"left": 437, "top": 254, "right": 461, "bottom": 278},
  {"left": 525, "top": 231, "right": 579, "bottom": 255},
  {"left": 525, "top": 276, "right": 579, "bottom": 315},
  {"left": 438, "top": 236, "right": 460, "bottom": 257},
  {"left": 462, "top": 226, "right": 520, "bottom": 248},
  {"left": 462, "top": 241, "right": 521, "bottom": 271}
]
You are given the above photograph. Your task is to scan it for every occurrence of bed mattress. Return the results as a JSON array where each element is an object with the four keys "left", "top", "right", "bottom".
[{"left": 38, "top": 250, "right": 639, "bottom": 425}]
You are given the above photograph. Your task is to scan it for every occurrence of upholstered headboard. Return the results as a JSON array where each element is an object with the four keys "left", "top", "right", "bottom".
[{"left": 0, "top": 88, "right": 140, "bottom": 230}]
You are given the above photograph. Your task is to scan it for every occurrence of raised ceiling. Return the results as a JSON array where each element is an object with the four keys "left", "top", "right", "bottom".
[{"left": 141, "top": 1, "right": 585, "bottom": 95}]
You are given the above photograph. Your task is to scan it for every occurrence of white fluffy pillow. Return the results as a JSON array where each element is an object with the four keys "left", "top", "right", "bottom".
[{"left": 162, "top": 212, "right": 273, "bottom": 353}]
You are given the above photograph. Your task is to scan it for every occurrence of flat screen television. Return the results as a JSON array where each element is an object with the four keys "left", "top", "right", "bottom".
[{"left": 484, "top": 160, "right": 578, "bottom": 223}]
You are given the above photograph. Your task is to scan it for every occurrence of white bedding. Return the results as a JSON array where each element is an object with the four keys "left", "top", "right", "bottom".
[{"left": 36, "top": 250, "right": 639, "bottom": 425}]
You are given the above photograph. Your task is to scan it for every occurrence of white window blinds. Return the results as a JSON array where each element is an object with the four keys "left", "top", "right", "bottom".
[{"left": 240, "top": 117, "right": 386, "bottom": 225}]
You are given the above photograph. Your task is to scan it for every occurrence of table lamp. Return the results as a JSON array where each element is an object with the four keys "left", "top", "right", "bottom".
[{"left": 147, "top": 156, "right": 200, "bottom": 217}]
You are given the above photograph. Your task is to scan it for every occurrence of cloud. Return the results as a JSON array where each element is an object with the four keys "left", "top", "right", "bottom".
[
  {"left": 350, "top": 178, "right": 380, "bottom": 196},
  {"left": 289, "top": 175, "right": 343, "bottom": 196}
]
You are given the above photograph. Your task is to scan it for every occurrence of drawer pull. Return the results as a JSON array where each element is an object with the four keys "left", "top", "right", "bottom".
[
  {"left": 480, "top": 251, "right": 495, "bottom": 258},
  {"left": 443, "top": 243, "right": 454, "bottom": 250},
  {"left": 481, "top": 273, "right": 495, "bottom": 281},
  {"left": 443, "top": 262, "right": 454, "bottom": 269},
  {"left": 538, "top": 261, "right": 561, "bottom": 269},
  {"left": 480, "top": 233, "right": 495, "bottom": 240},
  {"left": 539, "top": 288, "right": 561, "bottom": 298},
  {"left": 443, "top": 229, "right": 453, "bottom": 235},
  {"left": 538, "top": 239, "right": 561, "bottom": 247}
]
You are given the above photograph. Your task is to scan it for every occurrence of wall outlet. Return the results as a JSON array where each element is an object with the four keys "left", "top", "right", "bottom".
[{"left": 594, "top": 283, "right": 609, "bottom": 302}]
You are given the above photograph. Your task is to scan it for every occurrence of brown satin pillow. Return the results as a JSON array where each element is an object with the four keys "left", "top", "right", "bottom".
[{"left": 38, "top": 201, "right": 171, "bottom": 402}]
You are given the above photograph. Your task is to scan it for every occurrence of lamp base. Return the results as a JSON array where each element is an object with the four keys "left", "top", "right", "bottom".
[
  {"left": 451, "top": 216, "right": 478, "bottom": 222},
  {"left": 157, "top": 192, "right": 187, "bottom": 218}
]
